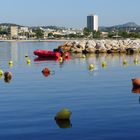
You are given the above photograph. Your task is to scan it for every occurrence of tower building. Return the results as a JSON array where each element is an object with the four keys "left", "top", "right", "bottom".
[{"left": 87, "top": 15, "right": 98, "bottom": 31}]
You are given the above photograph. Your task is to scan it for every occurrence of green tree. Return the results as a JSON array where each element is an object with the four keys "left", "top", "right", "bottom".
[
  {"left": 83, "top": 27, "right": 92, "bottom": 37},
  {"left": 92, "top": 30, "right": 101, "bottom": 38},
  {"left": 33, "top": 28, "right": 44, "bottom": 39},
  {"left": 118, "top": 31, "right": 128, "bottom": 38},
  {"left": 0, "top": 27, "right": 8, "bottom": 35},
  {"left": 48, "top": 32, "right": 54, "bottom": 38},
  {"left": 108, "top": 32, "right": 116, "bottom": 38},
  {"left": 53, "top": 34, "right": 63, "bottom": 38},
  {"left": 129, "top": 32, "right": 140, "bottom": 38}
]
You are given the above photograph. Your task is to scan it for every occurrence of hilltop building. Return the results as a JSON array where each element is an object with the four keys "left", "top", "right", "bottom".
[{"left": 87, "top": 15, "right": 98, "bottom": 31}]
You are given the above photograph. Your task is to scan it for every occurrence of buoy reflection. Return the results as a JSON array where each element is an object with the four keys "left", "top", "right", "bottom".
[{"left": 55, "top": 119, "right": 72, "bottom": 129}]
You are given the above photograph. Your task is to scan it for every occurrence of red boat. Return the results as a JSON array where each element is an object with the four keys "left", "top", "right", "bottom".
[
  {"left": 34, "top": 50, "right": 61, "bottom": 58},
  {"left": 34, "top": 50, "right": 70, "bottom": 59}
]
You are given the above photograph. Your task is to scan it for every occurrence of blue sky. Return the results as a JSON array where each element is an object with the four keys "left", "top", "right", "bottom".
[{"left": 0, "top": 0, "right": 140, "bottom": 28}]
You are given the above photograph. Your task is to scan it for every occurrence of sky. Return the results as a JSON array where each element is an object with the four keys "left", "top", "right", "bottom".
[{"left": 0, "top": 0, "right": 140, "bottom": 28}]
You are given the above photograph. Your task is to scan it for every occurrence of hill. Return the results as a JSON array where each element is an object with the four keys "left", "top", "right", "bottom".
[{"left": 111, "top": 22, "right": 139, "bottom": 28}]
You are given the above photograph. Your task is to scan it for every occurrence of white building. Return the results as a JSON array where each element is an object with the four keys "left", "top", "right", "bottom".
[
  {"left": 20, "top": 26, "right": 29, "bottom": 32},
  {"left": 87, "top": 15, "right": 98, "bottom": 31}
]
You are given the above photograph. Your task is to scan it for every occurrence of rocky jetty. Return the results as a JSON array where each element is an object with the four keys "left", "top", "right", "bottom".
[{"left": 56, "top": 39, "right": 140, "bottom": 54}]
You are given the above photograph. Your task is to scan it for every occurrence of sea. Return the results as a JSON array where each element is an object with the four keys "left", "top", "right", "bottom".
[{"left": 0, "top": 41, "right": 140, "bottom": 140}]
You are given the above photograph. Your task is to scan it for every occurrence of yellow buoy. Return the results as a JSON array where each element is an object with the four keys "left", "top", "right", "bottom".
[
  {"left": 102, "top": 62, "right": 107, "bottom": 68},
  {"left": 123, "top": 60, "right": 128, "bottom": 65},
  {"left": 26, "top": 59, "right": 31, "bottom": 64},
  {"left": 89, "top": 64, "right": 94, "bottom": 70},
  {"left": 0, "top": 69, "right": 3, "bottom": 78},
  {"left": 9, "top": 61, "right": 13, "bottom": 67},
  {"left": 134, "top": 58, "right": 138, "bottom": 64},
  {"left": 0, "top": 69, "right": 3, "bottom": 76},
  {"left": 59, "top": 57, "right": 63, "bottom": 63},
  {"left": 55, "top": 108, "right": 72, "bottom": 120},
  {"left": 9, "top": 60, "right": 13, "bottom": 65}
]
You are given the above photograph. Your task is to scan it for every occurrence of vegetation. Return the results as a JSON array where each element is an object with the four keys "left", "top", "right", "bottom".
[
  {"left": 92, "top": 31, "right": 101, "bottom": 38},
  {"left": 33, "top": 28, "right": 44, "bottom": 39},
  {"left": 0, "top": 27, "right": 8, "bottom": 35},
  {"left": 83, "top": 27, "right": 92, "bottom": 37},
  {"left": 0, "top": 22, "right": 140, "bottom": 39},
  {"left": 48, "top": 32, "right": 54, "bottom": 38}
]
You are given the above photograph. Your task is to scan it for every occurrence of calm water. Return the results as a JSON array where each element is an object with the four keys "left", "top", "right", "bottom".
[{"left": 0, "top": 41, "right": 140, "bottom": 140}]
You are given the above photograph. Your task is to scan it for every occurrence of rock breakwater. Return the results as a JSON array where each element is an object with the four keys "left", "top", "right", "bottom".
[{"left": 56, "top": 39, "right": 140, "bottom": 54}]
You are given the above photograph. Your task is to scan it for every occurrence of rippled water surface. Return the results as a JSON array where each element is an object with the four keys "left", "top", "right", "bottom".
[{"left": 0, "top": 41, "right": 140, "bottom": 140}]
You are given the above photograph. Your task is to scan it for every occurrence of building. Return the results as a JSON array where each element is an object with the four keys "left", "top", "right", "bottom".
[
  {"left": 10, "top": 26, "right": 18, "bottom": 39},
  {"left": 19, "top": 26, "right": 29, "bottom": 32},
  {"left": 87, "top": 15, "right": 98, "bottom": 31}
]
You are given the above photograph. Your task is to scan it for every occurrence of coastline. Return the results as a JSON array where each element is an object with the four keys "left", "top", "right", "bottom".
[
  {"left": 0, "top": 38, "right": 140, "bottom": 43},
  {"left": 0, "top": 39, "right": 73, "bottom": 42}
]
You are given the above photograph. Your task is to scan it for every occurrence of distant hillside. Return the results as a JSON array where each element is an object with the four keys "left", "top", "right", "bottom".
[
  {"left": 111, "top": 22, "right": 140, "bottom": 28},
  {"left": 41, "top": 25, "right": 67, "bottom": 30},
  {"left": 100, "top": 22, "right": 140, "bottom": 31},
  {"left": 0, "top": 23, "right": 22, "bottom": 27}
]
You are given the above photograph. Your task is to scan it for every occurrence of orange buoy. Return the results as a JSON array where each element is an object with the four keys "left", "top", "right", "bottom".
[
  {"left": 132, "top": 78, "right": 140, "bottom": 87},
  {"left": 4, "top": 72, "right": 12, "bottom": 83},
  {"left": 4, "top": 72, "right": 12, "bottom": 79},
  {"left": 42, "top": 67, "right": 51, "bottom": 77}
]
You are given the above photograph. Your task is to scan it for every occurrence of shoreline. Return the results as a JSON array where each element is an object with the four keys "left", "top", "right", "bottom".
[
  {"left": 0, "top": 39, "right": 74, "bottom": 42},
  {"left": 0, "top": 38, "right": 140, "bottom": 43}
]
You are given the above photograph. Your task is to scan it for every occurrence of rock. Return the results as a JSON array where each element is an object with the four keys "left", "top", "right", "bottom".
[
  {"left": 55, "top": 39, "right": 140, "bottom": 54},
  {"left": 86, "top": 47, "right": 96, "bottom": 53}
]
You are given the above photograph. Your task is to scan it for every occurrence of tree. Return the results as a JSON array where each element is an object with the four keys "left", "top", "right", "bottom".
[
  {"left": 33, "top": 28, "right": 44, "bottom": 39},
  {"left": 48, "top": 32, "right": 54, "bottom": 38},
  {"left": 92, "top": 30, "right": 101, "bottom": 38},
  {"left": 83, "top": 27, "right": 92, "bottom": 37},
  {"left": 118, "top": 31, "right": 128, "bottom": 38},
  {"left": 129, "top": 32, "right": 140, "bottom": 38},
  {"left": 0, "top": 27, "right": 8, "bottom": 35}
]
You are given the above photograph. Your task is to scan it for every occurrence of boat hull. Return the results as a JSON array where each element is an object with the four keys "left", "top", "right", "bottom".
[{"left": 34, "top": 50, "right": 61, "bottom": 58}]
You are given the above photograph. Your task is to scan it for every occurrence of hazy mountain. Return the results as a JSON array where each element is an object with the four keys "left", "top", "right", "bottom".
[
  {"left": 111, "top": 22, "right": 140, "bottom": 28},
  {"left": 100, "top": 22, "right": 140, "bottom": 31},
  {"left": 0, "top": 23, "right": 22, "bottom": 27}
]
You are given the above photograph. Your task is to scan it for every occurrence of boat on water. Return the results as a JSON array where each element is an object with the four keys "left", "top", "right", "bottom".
[{"left": 34, "top": 50, "right": 70, "bottom": 60}]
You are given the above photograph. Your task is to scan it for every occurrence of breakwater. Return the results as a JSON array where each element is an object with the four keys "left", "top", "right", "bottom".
[{"left": 56, "top": 39, "right": 140, "bottom": 54}]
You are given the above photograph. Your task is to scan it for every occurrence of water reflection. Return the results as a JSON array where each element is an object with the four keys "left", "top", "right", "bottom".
[
  {"left": 0, "top": 42, "right": 18, "bottom": 62},
  {"left": 132, "top": 87, "right": 140, "bottom": 104},
  {"left": 132, "top": 86, "right": 140, "bottom": 94},
  {"left": 71, "top": 52, "right": 140, "bottom": 66},
  {"left": 55, "top": 119, "right": 72, "bottom": 129},
  {"left": 4, "top": 77, "right": 12, "bottom": 83},
  {"left": 10, "top": 42, "right": 18, "bottom": 62},
  {"left": 34, "top": 57, "right": 59, "bottom": 62}
]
